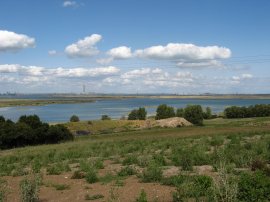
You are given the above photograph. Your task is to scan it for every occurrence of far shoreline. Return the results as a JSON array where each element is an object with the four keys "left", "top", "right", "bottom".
[{"left": 0, "top": 94, "right": 270, "bottom": 108}]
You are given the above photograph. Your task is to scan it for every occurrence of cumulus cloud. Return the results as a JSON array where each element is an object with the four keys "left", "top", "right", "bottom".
[
  {"left": 0, "top": 64, "right": 120, "bottom": 79},
  {"left": 63, "top": 1, "right": 77, "bottom": 7},
  {"left": 0, "top": 30, "right": 35, "bottom": 52},
  {"left": 0, "top": 64, "right": 20, "bottom": 73},
  {"left": 65, "top": 34, "right": 102, "bottom": 58},
  {"left": 134, "top": 43, "right": 231, "bottom": 68},
  {"left": 107, "top": 46, "right": 132, "bottom": 59}
]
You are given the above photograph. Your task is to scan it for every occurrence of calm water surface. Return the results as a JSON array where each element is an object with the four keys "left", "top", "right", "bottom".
[{"left": 0, "top": 98, "right": 270, "bottom": 122}]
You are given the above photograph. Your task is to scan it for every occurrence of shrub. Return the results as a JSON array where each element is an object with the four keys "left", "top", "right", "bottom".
[
  {"left": 85, "top": 169, "right": 98, "bottom": 184},
  {"left": 118, "top": 166, "right": 136, "bottom": 176},
  {"left": 224, "top": 104, "right": 270, "bottom": 118},
  {"left": 101, "top": 115, "right": 111, "bottom": 120},
  {"left": 20, "top": 175, "right": 41, "bottom": 202},
  {"left": 184, "top": 105, "right": 204, "bottom": 125},
  {"left": 176, "top": 108, "right": 184, "bottom": 117},
  {"left": 122, "top": 155, "right": 138, "bottom": 165},
  {"left": 71, "top": 170, "right": 85, "bottom": 179},
  {"left": 141, "top": 163, "right": 162, "bottom": 182},
  {"left": 70, "top": 115, "right": 80, "bottom": 122},
  {"left": 237, "top": 171, "right": 270, "bottom": 202},
  {"left": 0, "top": 115, "right": 73, "bottom": 149},
  {"left": 155, "top": 104, "right": 175, "bottom": 120},
  {"left": 128, "top": 108, "right": 147, "bottom": 120},
  {"left": 203, "top": 107, "right": 212, "bottom": 119},
  {"left": 135, "top": 189, "right": 148, "bottom": 202}
]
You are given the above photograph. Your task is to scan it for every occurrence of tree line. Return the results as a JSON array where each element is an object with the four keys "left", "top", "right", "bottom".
[
  {"left": 0, "top": 115, "right": 73, "bottom": 149},
  {"left": 224, "top": 104, "right": 270, "bottom": 118},
  {"left": 127, "top": 104, "right": 213, "bottom": 125}
]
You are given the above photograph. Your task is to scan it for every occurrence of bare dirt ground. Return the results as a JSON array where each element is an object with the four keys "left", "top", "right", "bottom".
[{"left": 4, "top": 174, "right": 175, "bottom": 202}]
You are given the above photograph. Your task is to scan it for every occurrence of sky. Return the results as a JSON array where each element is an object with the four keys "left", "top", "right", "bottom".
[{"left": 0, "top": 0, "right": 270, "bottom": 94}]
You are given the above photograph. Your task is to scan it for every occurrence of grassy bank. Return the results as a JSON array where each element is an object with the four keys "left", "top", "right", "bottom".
[
  {"left": 0, "top": 98, "right": 96, "bottom": 108},
  {"left": 0, "top": 117, "right": 270, "bottom": 201}
]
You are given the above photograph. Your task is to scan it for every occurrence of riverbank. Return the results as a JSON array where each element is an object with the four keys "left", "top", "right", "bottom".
[{"left": 0, "top": 99, "right": 96, "bottom": 108}]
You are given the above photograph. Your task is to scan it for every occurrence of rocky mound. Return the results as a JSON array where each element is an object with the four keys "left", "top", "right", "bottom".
[{"left": 143, "top": 117, "right": 192, "bottom": 128}]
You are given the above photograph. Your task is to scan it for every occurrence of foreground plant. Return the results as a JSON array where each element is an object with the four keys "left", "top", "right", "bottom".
[{"left": 20, "top": 174, "right": 42, "bottom": 202}]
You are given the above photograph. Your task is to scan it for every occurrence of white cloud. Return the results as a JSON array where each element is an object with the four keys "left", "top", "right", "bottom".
[
  {"left": 63, "top": 1, "right": 77, "bottom": 7},
  {"left": 241, "top": 73, "right": 253, "bottom": 79},
  {"left": 48, "top": 50, "right": 57, "bottom": 56},
  {"left": 107, "top": 46, "right": 132, "bottom": 59},
  {"left": 0, "top": 64, "right": 20, "bottom": 73},
  {"left": 65, "top": 34, "right": 102, "bottom": 58},
  {"left": 0, "top": 30, "right": 35, "bottom": 52},
  {"left": 0, "top": 64, "right": 120, "bottom": 80},
  {"left": 135, "top": 43, "right": 231, "bottom": 68},
  {"left": 231, "top": 73, "right": 253, "bottom": 84}
]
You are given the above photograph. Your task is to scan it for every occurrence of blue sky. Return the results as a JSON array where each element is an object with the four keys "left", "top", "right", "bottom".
[{"left": 0, "top": 0, "right": 270, "bottom": 94}]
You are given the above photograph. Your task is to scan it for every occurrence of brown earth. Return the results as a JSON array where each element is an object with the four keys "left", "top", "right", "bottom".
[{"left": 4, "top": 174, "right": 175, "bottom": 202}]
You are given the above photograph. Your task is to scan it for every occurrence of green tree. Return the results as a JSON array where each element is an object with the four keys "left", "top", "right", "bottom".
[
  {"left": 137, "top": 107, "right": 147, "bottom": 120},
  {"left": 184, "top": 105, "right": 203, "bottom": 125},
  {"left": 70, "top": 115, "right": 80, "bottom": 122},
  {"left": 176, "top": 108, "right": 184, "bottom": 117},
  {"left": 128, "top": 108, "right": 147, "bottom": 120},
  {"left": 155, "top": 104, "right": 175, "bottom": 120},
  {"left": 101, "top": 115, "right": 111, "bottom": 120},
  {"left": 203, "top": 107, "right": 212, "bottom": 119}
]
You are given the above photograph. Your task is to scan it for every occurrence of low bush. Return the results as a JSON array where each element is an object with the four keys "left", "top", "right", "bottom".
[
  {"left": 184, "top": 105, "right": 204, "bottom": 125},
  {"left": 101, "top": 115, "right": 111, "bottom": 120},
  {"left": 155, "top": 104, "right": 175, "bottom": 120},
  {"left": 85, "top": 169, "right": 98, "bottom": 184},
  {"left": 128, "top": 108, "right": 147, "bottom": 120},
  {"left": 118, "top": 166, "right": 136, "bottom": 176},
  {"left": 141, "top": 163, "right": 162, "bottom": 182},
  {"left": 70, "top": 115, "right": 80, "bottom": 122},
  {"left": 224, "top": 104, "right": 270, "bottom": 118},
  {"left": 20, "top": 175, "right": 41, "bottom": 202},
  {"left": 237, "top": 171, "right": 270, "bottom": 202}
]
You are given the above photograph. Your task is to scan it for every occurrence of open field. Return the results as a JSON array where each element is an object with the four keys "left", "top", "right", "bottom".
[{"left": 1, "top": 117, "right": 270, "bottom": 201}]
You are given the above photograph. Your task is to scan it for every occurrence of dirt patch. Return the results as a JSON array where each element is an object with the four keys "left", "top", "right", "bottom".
[
  {"left": 4, "top": 175, "right": 174, "bottom": 202},
  {"left": 142, "top": 117, "right": 192, "bottom": 129}
]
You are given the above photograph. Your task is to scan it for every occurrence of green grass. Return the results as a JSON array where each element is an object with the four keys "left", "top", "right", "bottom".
[{"left": 0, "top": 117, "right": 270, "bottom": 201}]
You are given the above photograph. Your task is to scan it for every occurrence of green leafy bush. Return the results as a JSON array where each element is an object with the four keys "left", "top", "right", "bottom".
[
  {"left": 184, "top": 105, "right": 204, "bottom": 125},
  {"left": 128, "top": 108, "right": 147, "bottom": 120},
  {"left": 155, "top": 104, "right": 175, "bottom": 120},
  {"left": 237, "top": 171, "right": 270, "bottom": 202},
  {"left": 141, "top": 163, "right": 162, "bottom": 182},
  {"left": 20, "top": 175, "right": 41, "bottom": 202},
  {"left": 118, "top": 166, "right": 136, "bottom": 176},
  {"left": 101, "top": 115, "right": 111, "bottom": 120},
  {"left": 70, "top": 115, "right": 80, "bottom": 122},
  {"left": 85, "top": 169, "right": 98, "bottom": 184}
]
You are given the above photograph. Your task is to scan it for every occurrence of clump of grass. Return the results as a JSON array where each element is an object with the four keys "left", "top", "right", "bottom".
[
  {"left": 118, "top": 166, "right": 136, "bottom": 177},
  {"left": 52, "top": 183, "right": 70, "bottom": 191},
  {"left": 0, "top": 179, "right": 7, "bottom": 202},
  {"left": 152, "top": 153, "right": 167, "bottom": 166},
  {"left": 122, "top": 155, "right": 138, "bottom": 165},
  {"left": 20, "top": 174, "right": 42, "bottom": 202},
  {"left": 85, "top": 193, "right": 104, "bottom": 200},
  {"left": 210, "top": 136, "right": 224, "bottom": 146},
  {"left": 47, "top": 163, "right": 70, "bottom": 175},
  {"left": 85, "top": 169, "right": 98, "bottom": 184},
  {"left": 99, "top": 173, "right": 116, "bottom": 184},
  {"left": 71, "top": 170, "right": 85, "bottom": 179},
  {"left": 135, "top": 189, "right": 148, "bottom": 202},
  {"left": 93, "top": 159, "right": 104, "bottom": 169},
  {"left": 141, "top": 163, "right": 162, "bottom": 182}
]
